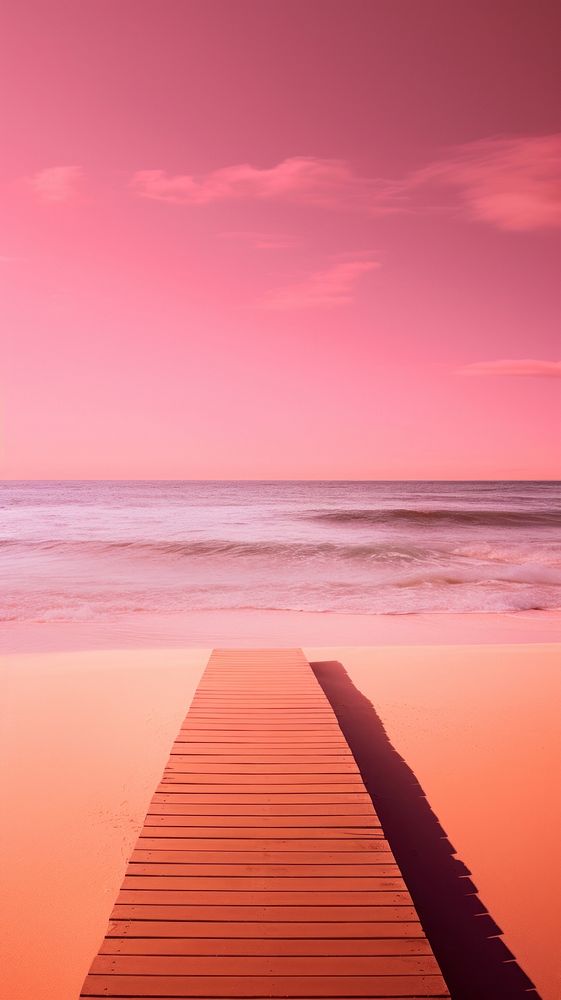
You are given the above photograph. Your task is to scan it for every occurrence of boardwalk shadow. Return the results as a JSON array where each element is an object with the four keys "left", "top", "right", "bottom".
[{"left": 311, "top": 660, "right": 540, "bottom": 999}]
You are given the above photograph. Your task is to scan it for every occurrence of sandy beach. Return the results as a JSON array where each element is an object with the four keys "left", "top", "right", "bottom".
[{"left": 1, "top": 635, "right": 560, "bottom": 999}]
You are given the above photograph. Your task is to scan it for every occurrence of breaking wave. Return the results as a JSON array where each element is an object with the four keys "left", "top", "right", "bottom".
[
  {"left": 310, "top": 507, "right": 561, "bottom": 528},
  {"left": 2, "top": 480, "right": 561, "bottom": 621}
]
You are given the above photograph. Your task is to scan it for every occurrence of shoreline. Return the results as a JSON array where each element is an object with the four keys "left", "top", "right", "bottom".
[{"left": 3, "top": 607, "right": 561, "bottom": 653}]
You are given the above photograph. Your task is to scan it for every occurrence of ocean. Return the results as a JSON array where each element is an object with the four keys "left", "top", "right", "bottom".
[{"left": 2, "top": 480, "right": 561, "bottom": 630}]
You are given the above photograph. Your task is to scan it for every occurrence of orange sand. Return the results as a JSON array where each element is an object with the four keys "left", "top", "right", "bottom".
[{"left": 1, "top": 642, "right": 560, "bottom": 999}]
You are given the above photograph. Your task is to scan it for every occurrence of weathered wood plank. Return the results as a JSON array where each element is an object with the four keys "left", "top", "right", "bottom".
[
  {"left": 81, "top": 973, "right": 450, "bottom": 996},
  {"left": 126, "top": 863, "right": 402, "bottom": 877},
  {"left": 106, "top": 919, "right": 427, "bottom": 939},
  {"left": 122, "top": 875, "right": 406, "bottom": 889},
  {"left": 145, "top": 815, "right": 381, "bottom": 827},
  {"left": 115, "top": 889, "right": 413, "bottom": 905},
  {"left": 100, "top": 937, "right": 433, "bottom": 956},
  {"left": 90, "top": 954, "right": 441, "bottom": 975},
  {"left": 131, "top": 849, "right": 395, "bottom": 864},
  {"left": 147, "top": 801, "right": 376, "bottom": 813}
]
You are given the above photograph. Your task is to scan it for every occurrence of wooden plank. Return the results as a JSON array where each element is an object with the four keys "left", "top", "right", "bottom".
[
  {"left": 136, "top": 838, "right": 387, "bottom": 851},
  {"left": 139, "top": 825, "right": 383, "bottom": 837},
  {"left": 184, "top": 711, "right": 338, "bottom": 717},
  {"left": 145, "top": 815, "right": 380, "bottom": 827},
  {"left": 178, "top": 727, "right": 345, "bottom": 733},
  {"left": 164, "top": 762, "right": 360, "bottom": 773},
  {"left": 161, "top": 776, "right": 366, "bottom": 786},
  {"left": 82, "top": 995, "right": 445, "bottom": 1000},
  {"left": 169, "top": 748, "right": 352, "bottom": 755},
  {"left": 80, "top": 649, "right": 449, "bottom": 1000},
  {"left": 178, "top": 725, "right": 345, "bottom": 731},
  {"left": 145, "top": 815, "right": 381, "bottom": 828},
  {"left": 122, "top": 875, "right": 407, "bottom": 890},
  {"left": 81, "top": 973, "right": 449, "bottom": 996},
  {"left": 151, "top": 793, "right": 373, "bottom": 803},
  {"left": 130, "top": 851, "right": 395, "bottom": 865},
  {"left": 173, "top": 735, "right": 348, "bottom": 744},
  {"left": 90, "top": 954, "right": 441, "bottom": 974},
  {"left": 147, "top": 801, "right": 376, "bottom": 814},
  {"left": 115, "top": 889, "right": 413, "bottom": 905},
  {"left": 126, "top": 864, "right": 402, "bottom": 877},
  {"left": 110, "top": 904, "right": 419, "bottom": 921},
  {"left": 156, "top": 783, "right": 365, "bottom": 794},
  {"left": 106, "top": 919, "right": 427, "bottom": 939},
  {"left": 100, "top": 937, "right": 433, "bottom": 956},
  {"left": 81, "top": 992, "right": 449, "bottom": 1000},
  {"left": 168, "top": 747, "right": 354, "bottom": 756}
]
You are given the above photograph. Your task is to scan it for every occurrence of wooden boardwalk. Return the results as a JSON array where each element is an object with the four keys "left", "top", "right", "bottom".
[{"left": 81, "top": 648, "right": 450, "bottom": 999}]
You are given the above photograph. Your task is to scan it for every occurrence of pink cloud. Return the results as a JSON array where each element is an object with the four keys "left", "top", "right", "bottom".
[
  {"left": 130, "top": 157, "right": 398, "bottom": 211},
  {"left": 130, "top": 135, "right": 561, "bottom": 231},
  {"left": 414, "top": 135, "right": 561, "bottom": 231},
  {"left": 28, "top": 165, "right": 82, "bottom": 203},
  {"left": 261, "top": 258, "right": 379, "bottom": 309},
  {"left": 460, "top": 359, "right": 561, "bottom": 378}
]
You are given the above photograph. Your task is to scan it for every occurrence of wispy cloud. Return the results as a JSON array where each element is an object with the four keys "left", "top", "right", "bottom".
[
  {"left": 29, "top": 165, "right": 82, "bottom": 203},
  {"left": 131, "top": 134, "right": 561, "bottom": 231},
  {"left": 415, "top": 135, "right": 561, "bottom": 231},
  {"left": 261, "top": 258, "right": 379, "bottom": 310},
  {"left": 130, "top": 157, "right": 399, "bottom": 212},
  {"left": 460, "top": 359, "right": 561, "bottom": 378}
]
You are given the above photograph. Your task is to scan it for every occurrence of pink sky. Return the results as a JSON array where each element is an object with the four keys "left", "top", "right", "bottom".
[{"left": 1, "top": 0, "right": 560, "bottom": 479}]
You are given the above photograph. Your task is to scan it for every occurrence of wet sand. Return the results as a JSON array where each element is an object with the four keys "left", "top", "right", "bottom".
[
  {"left": 1, "top": 640, "right": 560, "bottom": 998},
  {"left": 3, "top": 607, "right": 561, "bottom": 652}
]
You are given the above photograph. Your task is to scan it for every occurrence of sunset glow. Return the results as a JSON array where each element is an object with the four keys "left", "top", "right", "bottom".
[
  {"left": 3, "top": 7, "right": 561, "bottom": 1000},
  {"left": 1, "top": 1, "right": 560, "bottom": 479}
]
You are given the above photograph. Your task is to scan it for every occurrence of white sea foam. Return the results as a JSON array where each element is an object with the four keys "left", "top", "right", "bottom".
[{"left": 2, "top": 480, "right": 561, "bottom": 620}]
